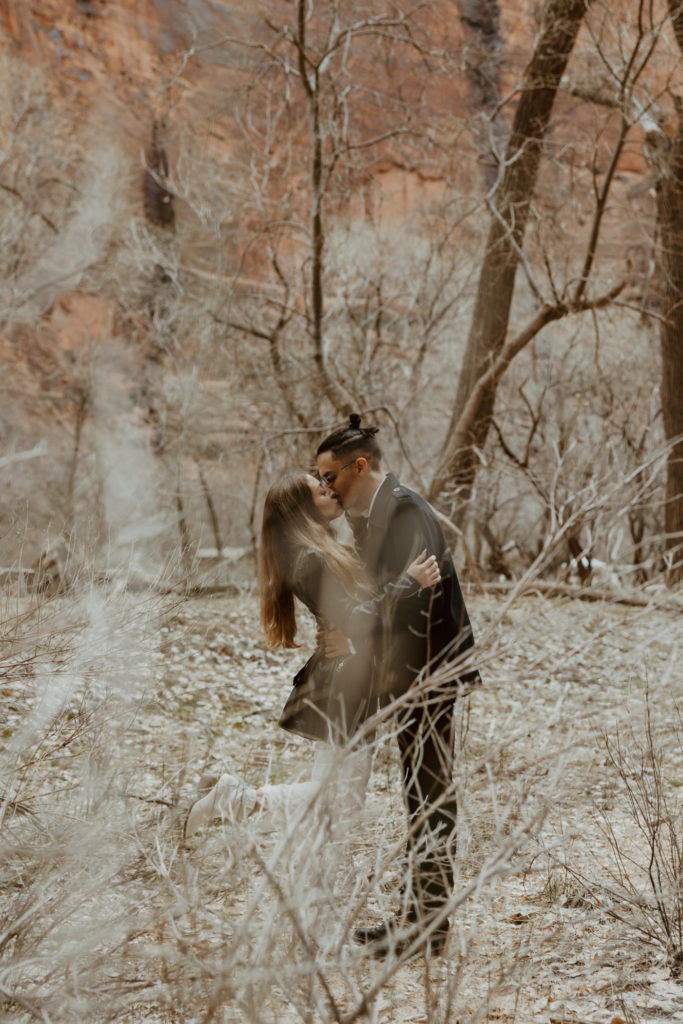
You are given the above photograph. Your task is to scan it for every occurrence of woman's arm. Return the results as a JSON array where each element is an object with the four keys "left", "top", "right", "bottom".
[
  {"left": 316, "top": 549, "right": 440, "bottom": 659},
  {"left": 294, "top": 549, "right": 438, "bottom": 650}
]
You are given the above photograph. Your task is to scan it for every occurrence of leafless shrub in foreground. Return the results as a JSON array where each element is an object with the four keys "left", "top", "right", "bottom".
[
  {"left": 596, "top": 691, "right": 683, "bottom": 978},
  {"left": 537, "top": 672, "right": 683, "bottom": 982},
  {"left": 0, "top": 566, "right": 566, "bottom": 1023}
]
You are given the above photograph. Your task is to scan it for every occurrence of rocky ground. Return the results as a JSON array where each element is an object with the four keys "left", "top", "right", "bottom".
[{"left": 1, "top": 582, "right": 683, "bottom": 1023}]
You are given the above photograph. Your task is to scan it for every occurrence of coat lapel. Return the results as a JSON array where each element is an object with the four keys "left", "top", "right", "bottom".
[{"left": 364, "top": 473, "right": 398, "bottom": 577}]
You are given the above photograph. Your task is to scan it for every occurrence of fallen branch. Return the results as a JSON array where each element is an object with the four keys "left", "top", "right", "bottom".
[{"left": 480, "top": 578, "right": 683, "bottom": 611}]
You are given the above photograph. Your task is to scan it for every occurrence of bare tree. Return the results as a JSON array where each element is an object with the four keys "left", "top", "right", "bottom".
[
  {"left": 658, "top": 1, "right": 683, "bottom": 583},
  {"left": 430, "top": 0, "right": 594, "bottom": 510},
  {"left": 455, "top": 0, "right": 507, "bottom": 186},
  {"left": 190, "top": 0, "right": 444, "bottom": 425}
]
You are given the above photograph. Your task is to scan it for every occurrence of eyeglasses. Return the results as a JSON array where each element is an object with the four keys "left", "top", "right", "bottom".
[{"left": 319, "top": 458, "right": 358, "bottom": 488}]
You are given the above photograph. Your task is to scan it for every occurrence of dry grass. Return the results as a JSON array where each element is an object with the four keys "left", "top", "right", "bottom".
[{"left": 1, "top": 581, "right": 682, "bottom": 1023}]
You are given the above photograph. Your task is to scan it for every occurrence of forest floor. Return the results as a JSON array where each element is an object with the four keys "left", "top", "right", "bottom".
[{"left": 2, "top": 582, "right": 683, "bottom": 1023}]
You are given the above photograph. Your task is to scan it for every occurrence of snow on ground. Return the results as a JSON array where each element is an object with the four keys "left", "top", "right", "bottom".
[{"left": 1, "top": 585, "right": 682, "bottom": 1022}]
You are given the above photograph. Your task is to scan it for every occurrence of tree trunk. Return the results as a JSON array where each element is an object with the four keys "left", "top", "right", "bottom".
[
  {"left": 296, "top": 0, "right": 350, "bottom": 418},
  {"left": 659, "top": 2, "right": 683, "bottom": 584},
  {"left": 175, "top": 487, "right": 193, "bottom": 573},
  {"left": 430, "top": 0, "right": 590, "bottom": 508},
  {"left": 196, "top": 461, "right": 224, "bottom": 557},
  {"left": 456, "top": 0, "right": 507, "bottom": 188}
]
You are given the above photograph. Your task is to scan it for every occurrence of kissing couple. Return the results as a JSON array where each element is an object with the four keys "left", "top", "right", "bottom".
[{"left": 185, "top": 413, "right": 481, "bottom": 959}]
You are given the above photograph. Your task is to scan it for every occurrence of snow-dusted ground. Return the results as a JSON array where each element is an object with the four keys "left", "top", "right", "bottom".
[{"left": 1, "top": 585, "right": 682, "bottom": 1022}]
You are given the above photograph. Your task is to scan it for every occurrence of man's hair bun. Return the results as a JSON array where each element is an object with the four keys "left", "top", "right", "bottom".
[{"left": 316, "top": 412, "right": 382, "bottom": 461}]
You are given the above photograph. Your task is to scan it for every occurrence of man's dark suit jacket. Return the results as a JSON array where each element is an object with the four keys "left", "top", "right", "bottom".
[{"left": 341, "top": 473, "right": 481, "bottom": 702}]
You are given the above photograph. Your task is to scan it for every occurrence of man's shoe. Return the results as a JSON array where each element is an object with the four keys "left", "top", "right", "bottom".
[
  {"left": 354, "top": 921, "right": 398, "bottom": 946},
  {"left": 353, "top": 919, "right": 448, "bottom": 960}
]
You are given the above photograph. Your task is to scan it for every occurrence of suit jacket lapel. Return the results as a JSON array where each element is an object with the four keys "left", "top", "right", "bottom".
[{"left": 364, "top": 473, "right": 398, "bottom": 577}]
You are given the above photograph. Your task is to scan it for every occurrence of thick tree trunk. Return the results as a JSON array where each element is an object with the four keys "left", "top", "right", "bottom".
[
  {"left": 659, "top": 2, "right": 683, "bottom": 584},
  {"left": 456, "top": 0, "right": 507, "bottom": 188},
  {"left": 430, "top": 0, "right": 590, "bottom": 507}
]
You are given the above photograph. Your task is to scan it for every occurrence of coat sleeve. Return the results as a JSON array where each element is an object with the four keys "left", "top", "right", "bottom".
[
  {"left": 386, "top": 501, "right": 479, "bottom": 662},
  {"left": 294, "top": 550, "right": 420, "bottom": 647}
]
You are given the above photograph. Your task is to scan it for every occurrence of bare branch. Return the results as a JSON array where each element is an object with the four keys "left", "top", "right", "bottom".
[{"left": 431, "top": 278, "right": 628, "bottom": 500}]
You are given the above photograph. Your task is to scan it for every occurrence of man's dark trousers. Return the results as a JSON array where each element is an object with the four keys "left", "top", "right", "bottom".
[{"left": 349, "top": 472, "right": 480, "bottom": 930}]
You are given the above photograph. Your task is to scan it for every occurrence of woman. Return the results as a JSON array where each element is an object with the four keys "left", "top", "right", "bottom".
[{"left": 184, "top": 472, "right": 440, "bottom": 838}]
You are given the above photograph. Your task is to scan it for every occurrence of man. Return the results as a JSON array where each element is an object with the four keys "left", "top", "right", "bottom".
[{"left": 316, "top": 414, "right": 481, "bottom": 959}]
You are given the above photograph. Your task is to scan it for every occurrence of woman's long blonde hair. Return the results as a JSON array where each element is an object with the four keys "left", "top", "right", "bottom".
[{"left": 259, "top": 473, "right": 364, "bottom": 649}]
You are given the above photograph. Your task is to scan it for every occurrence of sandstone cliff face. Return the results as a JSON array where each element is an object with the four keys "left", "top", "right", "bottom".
[
  {"left": 2, "top": 2, "right": 674, "bottom": 192},
  {"left": 0, "top": 1, "right": 487, "bottom": 157},
  {"left": 1, "top": 0, "right": 669, "bottom": 355},
  {"left": 1, "top": 1, "right": 173, "bottom": 87}
]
